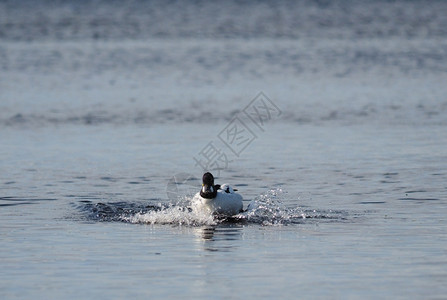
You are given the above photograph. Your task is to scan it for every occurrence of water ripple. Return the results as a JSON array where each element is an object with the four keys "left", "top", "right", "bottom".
[{"left": 0, "top": 196, "right": 57, "bottom": 207}]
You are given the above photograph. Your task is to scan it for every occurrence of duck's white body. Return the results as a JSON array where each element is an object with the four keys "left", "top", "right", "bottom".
[{"left": 191, "top": 184, "right": 243, "bottom": 216}]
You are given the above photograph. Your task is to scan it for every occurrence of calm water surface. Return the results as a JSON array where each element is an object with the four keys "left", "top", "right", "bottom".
[
  {"left": 1, "top": 1, "right": 447, "bottom": 299},
  {"left": 1, "top": 124, "right": 446, "bottom": 299}
]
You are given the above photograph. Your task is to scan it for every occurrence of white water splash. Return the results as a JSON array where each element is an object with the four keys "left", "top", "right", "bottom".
[
  {"left": 80, "top": 188, "right": 346, "bottom": 226},
  {"left": 123, "top": 205, "right": 217, "bottom": 226},
  {"left": 238, "top": 188, "right": 306, "bottom": 225}
]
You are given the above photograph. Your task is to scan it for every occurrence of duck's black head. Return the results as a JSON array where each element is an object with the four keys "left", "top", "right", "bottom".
[
  {"left": 200, "top": 172, "right": 217, "bottom": 199},
  {"left": 202, "top": 172, "right": 214, "bottom": 186}
]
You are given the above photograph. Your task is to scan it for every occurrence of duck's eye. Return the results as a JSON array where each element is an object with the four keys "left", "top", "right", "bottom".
[{"left": 225, "top": 187, "right": 230, "bottom": 193}]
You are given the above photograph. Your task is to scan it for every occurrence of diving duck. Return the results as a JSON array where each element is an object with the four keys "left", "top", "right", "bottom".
[{"left": 191, "top": 172, "right": 243, "bottom": 216}]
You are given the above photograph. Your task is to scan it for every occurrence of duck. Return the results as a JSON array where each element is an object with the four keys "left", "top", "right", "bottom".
[{"left": 191, "top": 172, "right": 243, "bottom": 216}]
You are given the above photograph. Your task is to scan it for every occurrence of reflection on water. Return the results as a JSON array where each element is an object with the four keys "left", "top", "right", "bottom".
[
  {"left": 197, "top": 226, "right": 216, "bottom": 241},
  {"left": 194, "top": 225, "right": 244, "bottom": 252}
]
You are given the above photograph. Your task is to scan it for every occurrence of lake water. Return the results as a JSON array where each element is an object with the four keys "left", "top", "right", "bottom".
[{"left": 1, "top": 1, "right": 447, "bottom": 299}]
